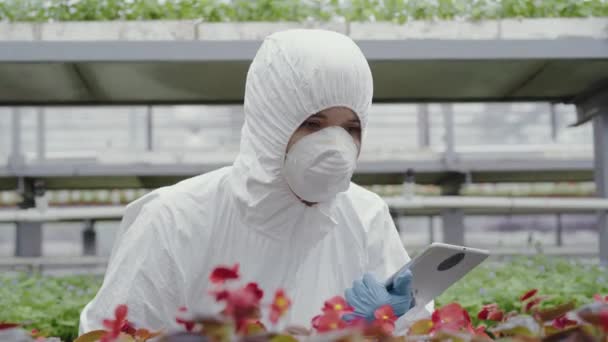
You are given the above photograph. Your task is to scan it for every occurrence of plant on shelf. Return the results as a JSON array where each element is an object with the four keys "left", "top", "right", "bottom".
[{"left": 1, "top": 0, "right": 607, "bottom": 23}]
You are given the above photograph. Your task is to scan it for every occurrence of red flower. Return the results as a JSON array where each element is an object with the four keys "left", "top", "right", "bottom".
[
  {"left": 120, "top": 320, "right": 136, "bottom": 335},
  {"left": 525, "top": 297, "right": 542, "bottom": 313},
  {"left": 212, "top": 283, "right": 261, "bottom": 309},
  {"left": 215, "top": 284, "right": 262, "bottom": 327},
  {"left": 344, "top": 316, "right": 369, "bottom": 332},
  {"left": 365, "top": 319, "right": 395, "bottom": 337},
  {"left": 600, "top": 309, "right": 608, "bottom": 333},
  {"left": 312, "top": 311, "right": 347, "bottom": 333},
  {"left": 430, "top": 303, "right": 474, "bottom": 334},
  {"left": 552, "top": 315, "right": 578, "bottom": 330},
  {"left": 211, "top": 282, "right": 267, "bottom": 332},
  {"left": 210, "top": 264, "right": 240, "bottom": 284},
  {"left": 371, "top": 305, "right": 398, "bottom": 336},
  {"left": 245, "top": 283, "right": 264, "bottom": 301},
  {"left": 477, "top": 304, "right": 499, "bottom": 320},
  {"left": 520, "top": 289, "right": 538, "bottom": 302},
  {"left": 374, "top": 305, "right": 397, "bottom": 323},
  {"left": 0, "top": 323, "right": 20, "bottom": 330},
  {"left": 175, "top": 307, "right": 195, "bottom": 332},
  {"left": 323, "top": 296, "right": 354, "bottom": 315},
  {"left": 473, "top": 325, "right": 492, "bottom": 339},
  {"left": 594, "top": 294, "right": 608, "bottom": 303},
  {"left": 270, "top": 289, "right": 291, "bottom": 324},
  {"left": 101, "top": 304, "right": 128, "bottom": 342},
  {"left": 311, "top": 315, "right": 321, "bottom": 330},
  {"left": 477, "top": 303, "right": 505, "bottom": 322},
  {"left": 487, "top": 310, "right": 504, "bottom": 322},
  {"left": 226, "top": 289, "right": 259, "bottom": 315},
  {"left": 212, "top": 289, "right": 230, "bottom": 302}
]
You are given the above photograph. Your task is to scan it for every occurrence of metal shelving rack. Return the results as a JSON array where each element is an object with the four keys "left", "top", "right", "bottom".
[{"left": 1, "top": 21, "right": 607, "bottom": 263}]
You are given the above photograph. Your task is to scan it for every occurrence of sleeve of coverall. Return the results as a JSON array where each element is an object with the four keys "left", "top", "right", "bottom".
[
  {"left": 79, "top": 201, "right": 186, "bottom": 335},
  {"left": 366, "top": 202, "right": 434, "bottom": 335}
]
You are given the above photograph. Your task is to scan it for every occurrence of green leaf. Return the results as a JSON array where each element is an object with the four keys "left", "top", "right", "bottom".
[
  {"left": 1, "top": 0, "right": 608, "bottom": 21},
  {"left": 270, "top": 334, "right": 299, "bottom": 342},
  {"left": 490, "top": 315, "right": 541, "bottom": 337},
  {"left": 56, "top": 319, "right": 77, "bottom": 327},
  {"left": 74, "top": 330, "right": 107, "bottom": 342}
]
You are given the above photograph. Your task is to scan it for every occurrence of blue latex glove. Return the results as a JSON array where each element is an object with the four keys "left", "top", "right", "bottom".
[{"left": 344, "top": 270, "right": 414, "bottom": 322}]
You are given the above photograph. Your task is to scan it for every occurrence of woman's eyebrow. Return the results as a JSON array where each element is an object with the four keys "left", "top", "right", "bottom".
[
  {"left": 348, "top": 118, "right": 361, "bottom": 124},
  {"left": 310, "top": 113, "right": 327, "bottom": 119}
]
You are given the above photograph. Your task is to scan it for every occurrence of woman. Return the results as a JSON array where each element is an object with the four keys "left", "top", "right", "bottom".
[{"left": 79, "top": 29, "right": 430, "bottom": 335}]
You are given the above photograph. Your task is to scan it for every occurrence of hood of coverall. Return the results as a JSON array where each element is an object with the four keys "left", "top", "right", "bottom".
[{"left": 229, "top": 29, "right": 374, "bottom": 239}]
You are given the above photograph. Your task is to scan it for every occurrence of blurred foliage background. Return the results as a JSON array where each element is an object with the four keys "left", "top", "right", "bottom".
[{"left": 1, "top": 0, "right": 607, "bottom": 23}]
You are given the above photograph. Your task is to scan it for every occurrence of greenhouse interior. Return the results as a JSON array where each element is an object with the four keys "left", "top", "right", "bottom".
[{"left": 1, "top": 0, "right": 608, "bottom": 341}]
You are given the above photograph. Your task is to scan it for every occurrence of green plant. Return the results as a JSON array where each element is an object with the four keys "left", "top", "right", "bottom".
[
  {"left": 0, "top": 0, "right": 607, "bottom": 23},
  {"left": 0, "top": 274, "right": 102, "bottom": 341},
  {"left": 1, "top": 256, "right": 606, "bottom": 341},
  {"left": 437, "top": 256, "right": 608, "bottom": 326}
]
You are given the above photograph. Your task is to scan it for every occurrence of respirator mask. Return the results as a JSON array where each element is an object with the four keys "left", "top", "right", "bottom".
[{"left": 283, "top": 126, "right": 359, "bottom": 203}]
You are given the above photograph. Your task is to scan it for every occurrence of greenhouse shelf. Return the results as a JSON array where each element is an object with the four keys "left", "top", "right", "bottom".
[
  {"left": 384, "top": 196, "right": 608, "bottom": 215},
  {"left": 0, "top": 157, "right": 592, "bottom": 176},
  {"left": 2, "top": 196, "right": 608, "bottom": 223},
  {"left": 1, "top": 37, "right": 606, "bottom": 105},
  {"left": 0, "top": 256, "right": 108, "bottom": 273},
  {"left": 0, "top": 156, "right": 594, "bottom": 191},
  {"left": 0, "top": 182, "right": 598, "bottom": 208},
  {"left": 0, "top": 205, "right": 124, "bottom": 222}
]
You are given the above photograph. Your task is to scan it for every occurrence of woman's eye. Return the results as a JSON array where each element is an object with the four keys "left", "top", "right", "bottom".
[
  {"left": 346, "top": 126, "right": 361, "bottom": 135},
  {"left": 303, "top": 121, "right": 321, "bottom": 130}
]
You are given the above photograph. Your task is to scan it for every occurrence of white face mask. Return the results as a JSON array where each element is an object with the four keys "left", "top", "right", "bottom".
[{"left": 283, "top": 126, "right": 359, "bottom": 203}]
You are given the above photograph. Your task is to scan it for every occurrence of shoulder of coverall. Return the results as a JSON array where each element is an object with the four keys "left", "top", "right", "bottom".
[
  {"left": 122, "top": 167, "right": 233, "bottom": 232},
  {"left": 341, "top": 182, "right": 391, "bottom": 231}
]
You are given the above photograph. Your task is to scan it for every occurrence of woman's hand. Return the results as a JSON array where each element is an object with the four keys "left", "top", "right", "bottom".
[{"left": 344, "top": 270, "right": 414, "bottom": 321}]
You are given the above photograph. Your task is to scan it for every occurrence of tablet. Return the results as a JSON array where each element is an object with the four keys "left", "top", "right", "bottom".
[{"left": 385, "top": 243, "right": 489, "bottom": 309}]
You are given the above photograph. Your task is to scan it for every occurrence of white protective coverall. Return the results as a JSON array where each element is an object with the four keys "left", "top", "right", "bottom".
[{"left": 79, "top": 29, "right": 431, "bottom": 335}]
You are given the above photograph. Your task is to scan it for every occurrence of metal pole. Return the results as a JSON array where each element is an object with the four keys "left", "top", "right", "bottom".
[
  {"left": 556, "top": 213, "right": 563, "bottom": 247},
  {"left": 11, "top": 109, "right": 21, "bottom": 156},
  {"left": 82, "top": 219, "right": 97, "bottom": 256},
  {"left": 10, "top": 111, "right": 46, "bottom": 257},
  {"left": 8, "top": 108, "right": 24, "bottom": 169},
  {"left": 441, "top": 104, "right": 456, "bottom": 167},
  {"left": 439, "top": 105, "right": 464, "bottom": 245},
  {"left": 593, "top": 112, "right": 608, "bottom": 265},
  {"left": 128, "top": 107, "right": 139, "bottom": 149},
  {"left": 36, "top": 108, "right": 45, "bottom": 161},
  {"left": 418, "top": 104, "right": 431, "bottom": 148},
  {"left": 550, "top": 104, "right": 559, "bottom": 142},
  {"left": 15, "top": 178, "right": 42, "bottom": 257},
  {"left": 441, "top": 209, "right": 465, "bottom": 246},
  {"left": 16, "top": 222, "right": 43, "bottom": 257},
  {"left": 429, "top": 215, "right": 435, "bottom": 244},
  {"left": 439, "top": 173, "right": 466, "bottom": 245},
  {"left": 146, "top": 105, "right": 153, "bottom": 151},
  {"left": 10, "top": 110, "right": 43, "bottom": 257}
]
